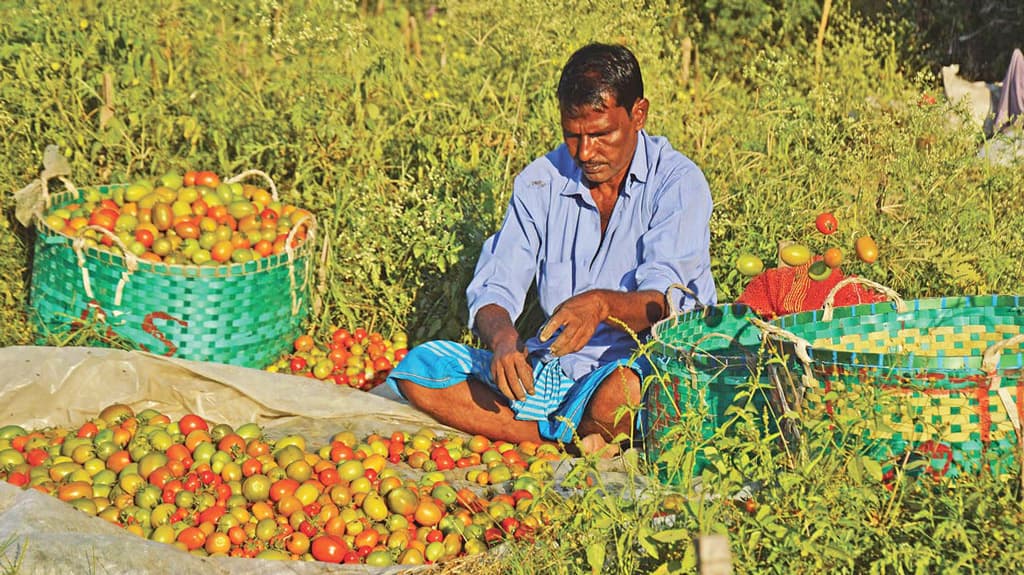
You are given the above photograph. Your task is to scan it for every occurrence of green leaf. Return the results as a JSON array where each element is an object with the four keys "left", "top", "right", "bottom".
[
  {"left": 586, "top": 542, "right": 606, "bottom": 575},
  {"left": 652, "top": 528, "right": 690, "bottom": 543},
  {"left": 862, "top": 456, "right": 884, "bottom": 482}
]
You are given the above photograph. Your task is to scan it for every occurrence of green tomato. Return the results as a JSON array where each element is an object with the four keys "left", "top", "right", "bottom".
[
  {"left": 735, "top": 253, "right": 764, "bottom": 277},
  {"left": 808, "top": 260, "right": 831, "bottom": 281}
]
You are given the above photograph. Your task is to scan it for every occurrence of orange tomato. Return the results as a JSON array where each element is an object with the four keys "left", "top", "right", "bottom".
[
  {"left": 294, "top": 334, "right": 315, "bottom": 353},
  {"left": 204, "top": 531, "right": 232, "bottom": 555},
  {"left": 414, "top": 499, "right": 443, "bottom": 527},
  {"left": 823, "top": 247, "right": 843, "bottom": 268},
  {"left": 855, "top": 236, "right": 879, "bottom": 264},
  {"left": 217, "top": 433, "right": 246, "bottom": 454},
  {"left": 173, "top": 221, "right": 200, "bottom": 240},
  {"left": 177, "top": 526, "right": 206, "bottom": 551},
  {"left": 210, "top": 240, "right": 235, "bottom": 263}
]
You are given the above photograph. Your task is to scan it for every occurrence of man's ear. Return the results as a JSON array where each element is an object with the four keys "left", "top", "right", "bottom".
[{"left": 631, "top": 98, "right": 649, "bottom": 130}]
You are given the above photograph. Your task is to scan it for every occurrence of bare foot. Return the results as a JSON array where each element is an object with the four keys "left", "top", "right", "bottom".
[{"left": 579, "top": 433, "right": 621, "bottom": 459}]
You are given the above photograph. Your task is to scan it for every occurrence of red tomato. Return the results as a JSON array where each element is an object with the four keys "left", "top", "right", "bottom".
[
  {"left": 134, "top": 228, "right": 155, "bottom": 248},
  {"left": 332, "top": 328, "right": 351, "bottom": 347},
  {"left": 352, "top": 328, "right": 368, "bottom": 343},
  {"left": 179, "top": 414, "right": 209, "bottom": 434},
  {"left": 290, "top": 356, "right": 308, "bottom": 373},
  {"left": 815, "top": 212, "right": 838, "bottom": 235},
  {"left": 372, "top": 356, "right": 392, "bottom": 372},
  {"left": 311, "top": 534, "right": 347, "bottom": 563},
  {"left": 76, "top": 421, "right": 99, "bottom": 438},
  {"left": 183, "top": 171, "right": 198, "bottom": 187}
]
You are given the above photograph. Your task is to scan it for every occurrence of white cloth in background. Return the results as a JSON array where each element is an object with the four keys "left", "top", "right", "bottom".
[{"left": 993, "top": 48, "right": 1024, "bottom": 133}]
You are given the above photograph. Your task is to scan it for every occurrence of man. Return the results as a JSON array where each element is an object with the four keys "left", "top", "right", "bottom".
[{"left": 387, "top": 43, "right": 716, "bottom": 453}]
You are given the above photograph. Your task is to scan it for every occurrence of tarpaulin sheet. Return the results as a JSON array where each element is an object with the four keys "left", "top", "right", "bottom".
[{"left": 0, "top": 345, "right": 477, "bottom": 575}]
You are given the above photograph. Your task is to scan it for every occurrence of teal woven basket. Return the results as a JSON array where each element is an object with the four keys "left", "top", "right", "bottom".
[
  {"left": 757, "top": 278, "right": 1024, "bottom": 480},
  {"left": 644, "top": 285, "right": 781, "bottom": 482},
  {"left": 29, "top": 182, "right": 314, "bottom": 369}
]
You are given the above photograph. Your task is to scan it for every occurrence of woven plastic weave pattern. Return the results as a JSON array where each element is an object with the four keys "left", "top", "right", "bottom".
[{"left": 29, "top": 186, "right": 311, "bottom": 368}]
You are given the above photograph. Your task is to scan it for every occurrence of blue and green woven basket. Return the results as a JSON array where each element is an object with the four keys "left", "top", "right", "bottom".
[
  {"left": 29, "top": 182, "right": 314, "bottom": 369},
  {"left": 759, "top": 278, "right": 1024, "bottom": 479},
  {"left": 645, "top": 285, "right": 780, "bottom": 482}
]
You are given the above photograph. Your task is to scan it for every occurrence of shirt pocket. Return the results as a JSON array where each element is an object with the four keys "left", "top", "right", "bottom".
[{"left": 538, "top": 260, "right": 574, "bottom": 313}]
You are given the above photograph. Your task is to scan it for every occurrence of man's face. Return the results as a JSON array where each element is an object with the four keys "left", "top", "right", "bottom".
[{"left": 561, "top": 94, "right": 648, "bottom": 187}]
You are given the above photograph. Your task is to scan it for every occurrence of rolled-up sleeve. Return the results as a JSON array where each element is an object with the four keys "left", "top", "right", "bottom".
[
  {"left": 466, "top": 185, "right": 541, "bottom": 331},
  {"left": 634, "top": 163, "right": 717, "bottom": 310}
]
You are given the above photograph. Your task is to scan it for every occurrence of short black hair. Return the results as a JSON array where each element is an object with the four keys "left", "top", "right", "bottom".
[{"left": 556, "top": 43, "right": 644, "bottom": 117}]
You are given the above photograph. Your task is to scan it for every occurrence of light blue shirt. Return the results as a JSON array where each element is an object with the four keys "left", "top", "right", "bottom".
[{"left": 466, "top": 130, "right": 717, "bottom": 382}]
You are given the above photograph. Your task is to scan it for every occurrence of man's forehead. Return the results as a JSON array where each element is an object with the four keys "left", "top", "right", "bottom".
[{"left": 560, "top": 93, "right": 620, "bottom": 118}]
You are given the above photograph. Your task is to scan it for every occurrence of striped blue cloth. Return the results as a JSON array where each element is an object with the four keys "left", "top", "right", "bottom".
[{"left": 385, "top": 340, "right": 642, "bottom": 442}]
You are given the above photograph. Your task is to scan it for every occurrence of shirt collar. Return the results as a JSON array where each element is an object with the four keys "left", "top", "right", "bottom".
[{"left": 561, "top": 130, "right": 650, "bottom": 199}]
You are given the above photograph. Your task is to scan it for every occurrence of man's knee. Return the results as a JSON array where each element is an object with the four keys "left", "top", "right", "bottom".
[
  {"left": 396, "top": 378, "right": 433, "bottom": 410},
  {"left": 585, "top": 368, "right": 642, "bottom": 429}
]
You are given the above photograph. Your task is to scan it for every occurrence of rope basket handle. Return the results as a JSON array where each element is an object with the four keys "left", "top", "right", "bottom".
[
  {"left": 664, "top": 282, "right": 706, "bottom": 317},
  {"left": 749, "top": 316, "right": 817, "bottom": 392},
  {"left": 284, "top": 211, "right": 317, "bottom": 316},
  {"left": 982, "top": 333, "right": 1024, "bottom": 386},
  {"left": 821, "top": 276, "right": 906, "bottom": 322},
  {"left": 72, "top": 224, "right": 139, "bottom": 307},
  {"left": 14, "top": 146, "right": 79, "bottom": 226},
  {"left": 982, "top": 333, "right": 1024, "bottom": 475},
  {"left": 226, "top": 169, "right": 279, "bottom": 202}
]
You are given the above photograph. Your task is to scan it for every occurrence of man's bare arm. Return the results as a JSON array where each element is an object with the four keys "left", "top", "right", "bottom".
[
  {"left": 475, "top": 303, "right": 535, "bottom": 400},
  {"left": 539, "top": 289, "right": 666, "bottom": 357}
]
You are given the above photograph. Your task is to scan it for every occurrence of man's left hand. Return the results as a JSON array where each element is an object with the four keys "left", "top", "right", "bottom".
[{"left": 538, "top": 292, "right": 608, "bottom": 357}]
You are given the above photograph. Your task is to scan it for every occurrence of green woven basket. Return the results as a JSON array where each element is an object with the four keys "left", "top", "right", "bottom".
[
  {"left": 28, "top": 175, "right": 314, "bottom": 369},
  {"left": 757, "top": 277, "right": 1024, "bottom": 479},
  {"left": 644, "top": 285, "right": 782, "bottom": 482}
]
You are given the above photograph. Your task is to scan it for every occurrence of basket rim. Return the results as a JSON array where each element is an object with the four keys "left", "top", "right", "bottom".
[
  {"left": 770, "top": 294, "right": 1024, "bottom": 372},
  {"left": 651, "top": 302, "right": 762, "bottom": 355},
  {"left": 35, "top": 185, "right": 315, "bottom": 277}
]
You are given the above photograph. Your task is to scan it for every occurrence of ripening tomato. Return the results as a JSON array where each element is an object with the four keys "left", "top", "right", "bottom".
[
  {"left": 855, "top": 235, "right": 879, "bottom": 264},
  {"left": 177, "top": 526, "right": 206, "bottom": 551},
  {"left": 195, "top": 171, "right": 221, "bottom": 188},
  {"left": 823, "top": 247, "right": 843, "bottom": 268},
  {"left": 210, "top": 240, "right": 234, "bottom": 263},
  {"left": 815, "top": 212, "right": 838, "bottom": 235},
  {"left": 294, "top": 334, "right": 315, "bottom": 353},
  {"left": 311, "top": 534, "right": 347, "bottom": 563}
]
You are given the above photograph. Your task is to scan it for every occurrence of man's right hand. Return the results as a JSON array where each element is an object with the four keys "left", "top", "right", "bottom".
[
  {"left": 475, "top": 304, "right": 535, "bottom": 402},
  {"left": 490, "top": 339, "right": 535, "bottom": 402}
]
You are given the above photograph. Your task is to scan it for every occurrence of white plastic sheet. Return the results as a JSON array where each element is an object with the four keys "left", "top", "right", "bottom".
[{"left": 0, "top": 345, "right": 465, "bottom": 574}]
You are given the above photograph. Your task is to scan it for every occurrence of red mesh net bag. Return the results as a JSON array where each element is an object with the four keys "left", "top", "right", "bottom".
[{"left": 736, "top": 258, "right": 889, "bottom": 319}]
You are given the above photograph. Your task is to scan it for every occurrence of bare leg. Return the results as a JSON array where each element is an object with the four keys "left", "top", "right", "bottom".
[
  {"left": 396, "top": 378, "right": 545, "bottom": 444},
  {"left": 576, "top": 367, "right": 641, "bottom": 457}
]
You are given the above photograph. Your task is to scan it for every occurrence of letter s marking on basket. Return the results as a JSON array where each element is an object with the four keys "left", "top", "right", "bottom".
[{"left": 141, "top": 311, "right": 188, "bottom": 357}]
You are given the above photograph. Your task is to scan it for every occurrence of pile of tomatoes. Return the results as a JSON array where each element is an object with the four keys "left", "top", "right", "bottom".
[
  {"left": 0, "top": 405, "right": 564, "bottom": 566},
  {"left": 40, "top": 170, "right": 313, "bottom": 266},
  {"left": 266, "top": 327, "right": 409, "bottom": 392},
  {"left": 735, "top": 211, "right": 879, "bottom": 278}
]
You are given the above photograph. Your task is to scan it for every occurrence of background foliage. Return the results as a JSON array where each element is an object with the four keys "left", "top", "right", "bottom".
[{"left": 2, "top": 0, "right": 1024, "bottom": 347}]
